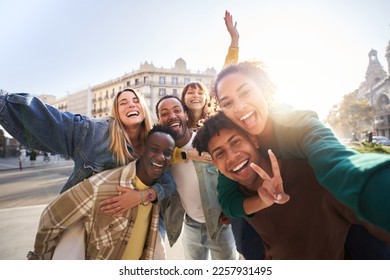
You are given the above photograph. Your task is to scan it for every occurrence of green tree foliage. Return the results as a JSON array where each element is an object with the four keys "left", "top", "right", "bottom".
[{"left": 326, "top": 91, "right": 373, "bottom": 139}]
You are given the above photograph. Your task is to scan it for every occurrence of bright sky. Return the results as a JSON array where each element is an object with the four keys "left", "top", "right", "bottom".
[{"left": 1, "top": 0, "right": 390, "bottom": 121}]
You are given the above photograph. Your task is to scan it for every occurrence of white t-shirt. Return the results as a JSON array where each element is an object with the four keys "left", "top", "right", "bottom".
[{"left": 170, "top": 132, "right": 205, "bottom": 223}]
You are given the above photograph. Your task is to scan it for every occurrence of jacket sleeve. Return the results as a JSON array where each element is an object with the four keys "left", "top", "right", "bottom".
[
  {"left": 217, "top": 172, "right": 247, "bottom": 218},
  {"left": 151, "top": 170, "right": 176, "bottom": 202},
  {"left": 28, "top": 180, "right": 94, "bottom": 259},
  {"left": 223, "top": 47, "right": 239, "bottom": 69},
  {"left": 0, "top": 92, "right": 84, "bottom": 157},
  {"left": 274, "top": 110, "right": 390, "bottom": 233}
]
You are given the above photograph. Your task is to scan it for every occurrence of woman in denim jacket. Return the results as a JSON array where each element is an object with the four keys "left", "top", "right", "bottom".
[{"left": 0, "top": 88, "right": 176, "bottom": 258}]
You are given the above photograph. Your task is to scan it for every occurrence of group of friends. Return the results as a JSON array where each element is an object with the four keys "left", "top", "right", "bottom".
[{"left": 1, "top": 11, "right": 390, "bottom": 260}]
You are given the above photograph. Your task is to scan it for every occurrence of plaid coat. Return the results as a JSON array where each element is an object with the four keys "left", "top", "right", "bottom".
[{"left": 27, "top": 161, "right": 159, "bottom": 260}]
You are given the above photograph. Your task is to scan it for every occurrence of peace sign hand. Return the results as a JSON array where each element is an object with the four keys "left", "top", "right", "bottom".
[{"left": 250, "top": 149, "right": 290, "bottom": 207}]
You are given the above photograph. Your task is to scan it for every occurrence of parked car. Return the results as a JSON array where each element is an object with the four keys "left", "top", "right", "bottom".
[{"left": 372, "top": 136, "right": 390, "bottom": 146}]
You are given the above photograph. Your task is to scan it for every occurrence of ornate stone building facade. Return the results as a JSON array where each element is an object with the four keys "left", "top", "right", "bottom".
[
  {"left": 90, "top": 58, "right": 216, "bottom": 120},
  {"left": 358, "top": 40, "right": 390, "bottom": 138},
  {"left": 39, "top": 58, "right": 216, "bottom": 121}
]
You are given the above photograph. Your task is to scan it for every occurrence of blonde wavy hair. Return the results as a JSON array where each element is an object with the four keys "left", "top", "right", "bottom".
[{"left": 108, "top": 88, "right": 153, "bottom": 166}]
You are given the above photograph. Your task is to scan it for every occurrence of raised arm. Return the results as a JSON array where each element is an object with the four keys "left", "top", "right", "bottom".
[{"left": 223, "top": 10, "right": 240, "bottom": 68}]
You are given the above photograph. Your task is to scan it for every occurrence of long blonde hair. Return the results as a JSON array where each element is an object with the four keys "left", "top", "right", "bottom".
[{"left": 108, "top": 88, "right": 153, "bottom": 166}]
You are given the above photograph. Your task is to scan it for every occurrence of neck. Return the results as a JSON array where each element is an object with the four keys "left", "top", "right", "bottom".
[
  {"left": 176, "top": 129, "right": 192, "bottom": 148},
  {"left": 191, "top": 110, "right": 202, "bottom": 125},
  {"left": 124, "top": 125, "right": 143, "bottom": 155},
  {"left": 136, "top": 160, "right": 153, "bottom": 186}
]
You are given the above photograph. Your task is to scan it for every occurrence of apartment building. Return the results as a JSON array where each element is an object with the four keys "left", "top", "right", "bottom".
[{"left": 91, "top": 58, "right": 216, "bottom": 120}]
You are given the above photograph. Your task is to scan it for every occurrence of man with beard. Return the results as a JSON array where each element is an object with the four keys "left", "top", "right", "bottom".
[{"left": 155, "top": 95, "right": 237, "bottom": 260}]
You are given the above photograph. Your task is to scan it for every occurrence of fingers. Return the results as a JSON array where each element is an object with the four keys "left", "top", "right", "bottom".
[
  {"left": 260, "top": 180, "right": 290, "bottom": 205},
  {"left": 259, "top": 182, "right": 290, "bottom": 206},
  {"left": 268, "top": 149, "right": 281, "bottom": 178},
  {"left": 100, "top": 197, "right": 116, "bottom": 207}
]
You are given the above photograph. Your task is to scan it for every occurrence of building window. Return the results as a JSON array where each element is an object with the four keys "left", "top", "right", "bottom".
[
  {"left": 172, "top": 77, "right": 178, "bottom": 85},
  {"left": 135, "top": 78, "right": 139, "bottom": 85},
  {"left": 144, "top": 76, "right": 148, "bottom": 84},
  {"left": 173, "top": 89, "right": 178, "bottom": 97},
  {"left": 126, "top": 81, "right": 130, "bottom": 87},
  {"left": 158, "top": 88, "right": 166, "bottom": 96},
  {"left": 159, "top": 76, "right": 166, "bottom": 85},
  {"left": 184, "top": 78, "right": 190, "bottom": 84}
]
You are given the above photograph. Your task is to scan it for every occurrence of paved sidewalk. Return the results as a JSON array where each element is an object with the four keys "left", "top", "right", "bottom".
[{"left": 0, "top": 155, "right": 63, "bottom": 171}]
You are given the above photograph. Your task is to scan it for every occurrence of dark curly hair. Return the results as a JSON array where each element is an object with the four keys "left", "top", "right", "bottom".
[
  {"left": 146, "top": 124, "right": 177, "bottom": 143},
  {"left": 192, "top": 111, "right": 250, "bottom": 157}
]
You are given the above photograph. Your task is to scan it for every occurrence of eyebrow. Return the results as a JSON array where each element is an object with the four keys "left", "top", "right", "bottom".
[
  {"left": 210, "top": 133, "right": 239, "bottom": 156},
  {"left": 218, "top": 82, "right": 249, "bottom": 103}
]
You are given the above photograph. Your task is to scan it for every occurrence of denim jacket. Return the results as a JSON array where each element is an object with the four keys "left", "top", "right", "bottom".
[
  {"left": 160, "top": 161, "right": 226, "bottom": 247},
  {"left": 0, "top": 92, "right": 175, "bottom": 198}
]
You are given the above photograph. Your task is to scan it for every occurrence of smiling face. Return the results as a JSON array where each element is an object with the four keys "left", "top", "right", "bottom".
[
  {"left": 217, "top": 72, "right": 269, "bottom": 136},
  {"left": 137, "top": 132, "right": 175, "bottom": 185},
  {"left": 157, "top": 97, "right": 191, "bottom": 146},
  {"left": 209, "top": 128, "right": 261, "bottom": 188},
  {"left": 183, "top": 84, "right": 207, "bottom": 112},
  {"left": 117, "top": 90, "right": 145, "bottom": 128}
]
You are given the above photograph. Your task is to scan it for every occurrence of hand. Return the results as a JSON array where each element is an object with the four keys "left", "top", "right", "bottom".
[
  {"left": 100, "top": 186, "right": 141, "bottom": 216},
  {"left": 187, "top": 148, "right": 212, "bottom": 163},
  {"left": 224, "top": 10, "right": 239, "bottom": 48},
  {"left": 219, "top": 212, "right": 231, "bottom": 225},
  {"left": 250, "top": 149, "right": 290, "bottom": 207}
]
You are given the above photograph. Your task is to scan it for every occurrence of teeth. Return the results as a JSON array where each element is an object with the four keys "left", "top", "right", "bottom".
[
  {"left": 169, "top": 122, "right": 179, "bottom": 128},
  {"left": 152, "top": 162, "right": 163, "bottom": 168},
  {"left": 240, "top": 111, "right": 254, "bottom": 121},
  {"left": 232, "top": 160, "right": 248, "bottom": 172},
  {"left": 191, "top": 100, "right": 200, "bottom": 104},
  {"left": 127, "top": 111, "right": 139, "bottom": 117}
]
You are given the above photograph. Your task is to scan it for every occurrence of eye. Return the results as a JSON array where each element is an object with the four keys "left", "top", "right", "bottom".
[
  {"left": 220, "top": 101, "right": 232, "bottom": 109},
  {"left": 214, "top": 150, "right": 225, "bottom": 159},
  {"left": 240, "top": 89, "right": 252, "bottom": 98},
  {"left": 164, "top": 151, "right": 173, "bottom": 158},
  {"left": 232, "top": 139, "right": 241, "bottom": 146}
]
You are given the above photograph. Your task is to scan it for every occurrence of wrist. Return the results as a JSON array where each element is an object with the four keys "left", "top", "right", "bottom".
[{"left": 140, "top": 189, "right": 153, "bottom": 206}]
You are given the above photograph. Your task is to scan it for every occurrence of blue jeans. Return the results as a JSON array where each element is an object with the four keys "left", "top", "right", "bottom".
[{"left": 182, "top": 214, "right": 237, "bottom": 260}]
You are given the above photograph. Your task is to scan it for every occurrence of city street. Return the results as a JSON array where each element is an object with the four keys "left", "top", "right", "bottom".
[{"left": 0, "top": 160, "right": 73, "bottom": 209}]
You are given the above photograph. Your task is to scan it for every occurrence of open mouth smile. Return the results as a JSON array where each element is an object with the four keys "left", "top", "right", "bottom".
[
  {"left": 231, "top": 159, "right": 249, "bottom": 174},
  {"left": 126, "top": 111, "right": 139, "bottom": 117}
]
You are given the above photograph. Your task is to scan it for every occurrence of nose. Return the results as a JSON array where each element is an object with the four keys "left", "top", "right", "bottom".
[
  {"left": 167, "top": 110, "right": 177, "bottom": 120},
  {"left": 226, "top": 149, "right": 239, "bottom": 166},
  {"left": 233, "top": 99, "right": 247, "bottom": 113}
]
